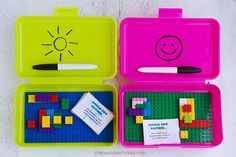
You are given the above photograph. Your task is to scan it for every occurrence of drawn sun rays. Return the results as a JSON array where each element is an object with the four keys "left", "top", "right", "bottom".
[{"left": 41, "top": 26, "right": 78, "bottom": 61}]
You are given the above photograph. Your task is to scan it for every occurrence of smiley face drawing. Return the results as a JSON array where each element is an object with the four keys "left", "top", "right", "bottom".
[{"left": 155, "top": 35, "right": 183, "bottom": 61}]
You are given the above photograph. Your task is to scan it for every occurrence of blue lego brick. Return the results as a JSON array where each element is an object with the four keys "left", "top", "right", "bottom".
[
  {"left": 46, "top": 109, "right": 54, "bottom": 117},
  {"left": 46, "top": 109, "right": 54, "bottom": 123},
  {"left": 24, "top": 92, "right": 113, "bottom": 143},
  {"left": 143, "top": 101, "right": 151, "bottom": 116}
]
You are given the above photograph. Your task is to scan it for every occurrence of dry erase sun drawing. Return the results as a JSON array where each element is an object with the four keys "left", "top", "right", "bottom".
[{"left": 41, "top": 26, "right": 78, "bottom": 61}]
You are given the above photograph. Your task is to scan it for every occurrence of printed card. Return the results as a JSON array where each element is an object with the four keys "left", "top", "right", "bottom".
[
  {"left": 143, "top": 119, "right": 180, "bottom": 145},
  {"left": 71, "top": 92, "right": 114, "bottom": 135}
]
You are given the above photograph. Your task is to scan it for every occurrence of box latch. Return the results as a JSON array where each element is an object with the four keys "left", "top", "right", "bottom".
[{"left": 158, "top": 8, "right": 182, "bottom": 18}]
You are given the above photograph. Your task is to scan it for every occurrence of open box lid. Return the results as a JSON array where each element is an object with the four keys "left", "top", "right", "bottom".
[
  {"left": 120, "top": 8, "right": 220, "bottom": 82},
  {"left": 16, "top": 8, "right": 117, "bottom": 83}
]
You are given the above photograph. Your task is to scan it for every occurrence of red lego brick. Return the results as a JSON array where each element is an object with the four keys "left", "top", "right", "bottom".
[
  {"left": 39, "top": 109, "right": 46, "bottom": 116},
  {"left": 39, "top": 116, "right": 42, "bottom": 124},
  {"left": 199, "top": 120, "right": 210, "bottom": 128},
  {"left": 39, "top": 109, "right": 46, "bottom": 124},
  {"left": 183, "top": 104, "right": 192, "bottom": 112},
  {"left": 50, "top": 95, "right": 58, "bottom": 103},
  {"left": 27, "top": 120, "right": 36, "bottom": 128},
  {"left": 179, "top": 120, "right": 210, "bottom": 128}
]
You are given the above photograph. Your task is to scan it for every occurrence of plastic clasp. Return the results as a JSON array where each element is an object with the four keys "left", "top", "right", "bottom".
[
  {"left": 158, "top": 8, "right": 182, "bottom": 18},
  {"left": 54, "top": 8, "right": 78, "bottom": 16}
]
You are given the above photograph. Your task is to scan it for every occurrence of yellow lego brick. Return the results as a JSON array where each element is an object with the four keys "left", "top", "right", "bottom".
[
  {"left": 180, "top": 131, "right": 188, "bottom": 139},
  {"left": 179, "top": 106, "right": 184, "bottom": 120},
  {"left": 191, "top": 99, "right": 195, "bottom": 120},
  {"left": 28, "top": 95, "right": 35, "bottom": 103},
  {"left": 187, "top": 98, "right": 192, "bottom": 104},
  {"left": 42, "top": 116, "right": 50, "bottom": 128},
  {"left": 136, "top": 116, "right": 143, "bottom": 124},
  {"left": 190, "top": 98, "right": 194, "bottom": 105},
  {"left": 53, "top": 116, "right": 62, "bottom": 124},
  {"left": 65, "top": 116, "right": 73, "bottom": 124},
  {"left": 188, "top": 98, "right": 195, "bottom": 120}
]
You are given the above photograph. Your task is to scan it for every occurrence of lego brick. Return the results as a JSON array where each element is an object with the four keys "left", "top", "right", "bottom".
[
  {"left": 183, "top": 104, "right": 192, "bottom": 112},
  {"left": 179, "top": 120, "right": 210, "bottom": 128},
  {"left": 135, "top": 104, "right": 147, "bottom": 108},
  {"left": 62, "top": 103, "right": 69, "bottom": 110},
  {"left": 54, "top": 112, "right": 62, "bottom": 116},
  {"left": 184, "top": 115, "right": 192, "bottom": 123},
  {"left": 188, "top": 98, "right": 195, "bottom": 120},
  {"left": 187, "top": 98, "right": 194, "bottom": 104},
  {"left": 61, "top": 98, "right": 69, "bottom": 110},
  {"left": 179, "top": 105, "right": 184, "bottom": 120},
  {"left": 54, "top": 124, "right": 62, "bottom": 128},
  {"left": 28, "top": 95, "right": 35, "bottom": 103},
  {"left": 35, "top": 94, "right": 51, "bottom": 103},
  {"left": 27, "top": 120, "right": 36, "bottom": 129},
  {"left": 50, "top": 95, "right": 58, "bottom": 103},
  {"left": 128, "top": 108, "right": 144, "bottom": 116},
  {"left": 179, "top": 98, "right": 187, "bottom": 106},
  {"left": 131, "top": 97, "right": 147, "bottom": 109},
  {"left": 132, "top": 98, "right": 147, "bottom": 102},
  {"left": 39, "top": 109, "right": 47, "bottom": 116},
  {"left": 39, "top": 124, "right": 54, "bottom": 132},
  {"left": 135, "top": 116, "right": 143, "bottom": 124},
  {"left": 42, "top": 116, "right": 50, "bottom": 128},
  {"left": 143, "top": 101, "right": 151, "bottom": 116},
  {"left": 46, "top": 109, "right": 54, "bottom": 117},
  {"left": 38, "top": 109, "right": 46, "bottom": 124},
  {"left": 124, "top": 92, "right": 212, "bottom": 143},
  {"left": 65, "top": 116, "right": 73, "bottom": 125},
  {"left": 24, "top": 92, "right": 113, "bottom": 143},
  {"left": 180, "top": 131, "right": 188, "bottom": 139},
  {"left": 53, "top": 113, "right": 62, "bottom": 127},
  {"left": 53, "top": 116, "right": 62, "bottom": 124}
]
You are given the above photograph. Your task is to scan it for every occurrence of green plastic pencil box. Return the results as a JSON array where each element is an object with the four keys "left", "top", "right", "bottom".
[{"left": 14, "top": 8, "right": 118, "bottom": 147}]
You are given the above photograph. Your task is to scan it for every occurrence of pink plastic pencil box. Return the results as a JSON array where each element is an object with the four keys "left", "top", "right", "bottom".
[{"left": 119, "top": 8, "right": 222, "bottom": 147}]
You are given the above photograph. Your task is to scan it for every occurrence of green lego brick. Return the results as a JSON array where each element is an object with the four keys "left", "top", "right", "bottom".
[
  {"left": 184, "top": 115, "right": 192, "bottom": 123},
  {"left": 124, "top": 92, "right": 213, "bottom": 143},
  {"left": 61, "top": 98, "right": 69, "bottom": 110},
  {"left": 54, "top": 124, "right": 62, "bottom": 128},
  {"left": 135, "top": 104, "right": 147, "bottom": 108},
  {"left": 54, "top": 113, "right": 62, "bottom": 116},
  {"left": 62, "top": 104, "right": 69, "bottom": 110}
]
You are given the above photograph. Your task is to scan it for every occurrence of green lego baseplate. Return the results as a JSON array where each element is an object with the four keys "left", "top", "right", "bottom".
[{"left": 124, "top": 92, "right": 213, "bottom": 143}]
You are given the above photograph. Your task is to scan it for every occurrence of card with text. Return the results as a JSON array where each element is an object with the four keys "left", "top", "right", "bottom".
[
  {"left": 71, "top": 92, "right": 114, "bottom": 135},
  {"left": 143, "top": 119, "right": 180, "bottom": 145}
]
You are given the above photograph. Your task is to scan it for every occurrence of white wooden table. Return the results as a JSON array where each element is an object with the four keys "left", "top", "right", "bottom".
[{"left": 0, "top": 0, "right": 235, "bottom": 156}]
